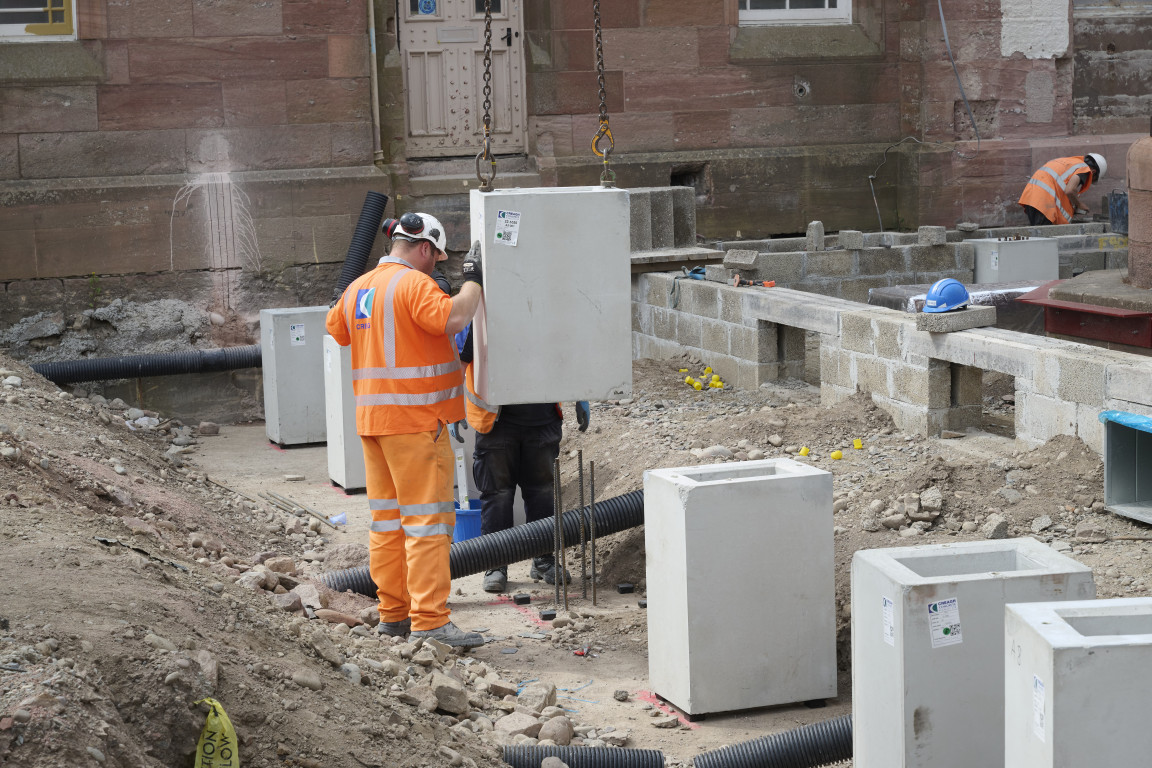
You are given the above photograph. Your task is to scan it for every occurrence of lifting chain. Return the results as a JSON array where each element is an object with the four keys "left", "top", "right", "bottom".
[
  {"left": 475, "top": 0, "right": 496, "bottom": 192},
  {"left": 590, "top": 0, "right": 615, "bottom": 187}
]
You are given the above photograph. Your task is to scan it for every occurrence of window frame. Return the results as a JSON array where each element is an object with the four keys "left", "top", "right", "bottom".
[
  {"left": 737, "top": 0, "right": 852, "bottom": 26},
  {"left": 0, "top": 0, "right": 76, "bottom": 42}
]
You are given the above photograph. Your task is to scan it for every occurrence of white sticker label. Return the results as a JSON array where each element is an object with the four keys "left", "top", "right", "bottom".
[
  {"left": 494, "top": 210, "right": 521, "bottom": 246},
  {"left": 1032, "top": 674, "right": 1045, "bottom": 741},
  {"left": 928, "top": 597, "right": 962, "bottom": 648},
  {"left": 290, "top": 323, "right": 306, "bottom": 346},
  {"left": 990, "top": 250, "right": 1000, "bottom": 270},
  {"left": 882, "top": 596, "right": 895, "bottom": 647}
]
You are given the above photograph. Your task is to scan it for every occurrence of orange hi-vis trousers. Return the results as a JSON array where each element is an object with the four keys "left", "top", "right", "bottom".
[{"left": 361, "top": 426, "right": 456, "bottom": 632}]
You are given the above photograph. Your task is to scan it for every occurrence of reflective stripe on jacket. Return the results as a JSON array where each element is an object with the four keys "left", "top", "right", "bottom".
[
  {"left": 325, "top": 258, "right": 464, "bottom": 435},
  {"left": 463, "top": 362, "right": 499, "bottom": 434},
  {"left": 1018, "top": 156, "right": 1094, "bottom": 225}
]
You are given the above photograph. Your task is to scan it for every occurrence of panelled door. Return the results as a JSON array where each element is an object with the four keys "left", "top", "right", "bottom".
[{"left": 401, "top": 0, "right": 526, "bottom": 158}]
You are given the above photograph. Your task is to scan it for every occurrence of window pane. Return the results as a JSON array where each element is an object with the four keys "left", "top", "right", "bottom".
[
  {"left": 790, "top": 0, "right": 828, "bottom": 8},
  {"left": 474, "top": 0, "right": 501, "bottom": 12},
  {"left": 748, "top": 0, "right": 786, "bottom": 8}
]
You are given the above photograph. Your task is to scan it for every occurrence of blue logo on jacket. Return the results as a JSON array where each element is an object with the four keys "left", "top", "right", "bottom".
[{"left": 355, "top": 288, "right": 375, "bottom": 320}]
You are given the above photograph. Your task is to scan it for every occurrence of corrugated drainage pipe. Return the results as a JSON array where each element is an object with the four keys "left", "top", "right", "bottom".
[
  {"left": 31, "top": 344, "right": 263, "bottom": 386},
  {"left": 502, "top": 745, "right": 664, "bottom": 768},
  {"left": 330, "top": 190, "right": 389, "bottom": 306},
  {"left": 692, "top": 714, "right": 852, "bottom": 768},
  {"left": 321, "top": 489, "right": 644, "bottom": 593}
]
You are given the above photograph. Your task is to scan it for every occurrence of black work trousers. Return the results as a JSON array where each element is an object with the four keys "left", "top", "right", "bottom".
[{"left": 472, "top": 419, "right": 562, "bottom": 549}]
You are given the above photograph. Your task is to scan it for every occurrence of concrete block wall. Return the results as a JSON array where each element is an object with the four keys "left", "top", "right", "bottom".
[{"left": 632, "top": 273, "right": 1152, "bottom": 454}]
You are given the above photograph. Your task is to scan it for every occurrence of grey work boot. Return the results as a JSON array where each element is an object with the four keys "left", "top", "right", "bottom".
[
  {"left": 376, "top": 617, "right": 411, "bottom": 638},
  {"left": 530, "top": 556, "right": 571, "bottom": 586},
  {"left": 482, "top": 566, "right": 508, "bottom": 593},
  {"left": 409, "top": 621, "right": 485, "bottom": 649}
]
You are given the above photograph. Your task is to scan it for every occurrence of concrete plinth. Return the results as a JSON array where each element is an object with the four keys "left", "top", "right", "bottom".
[
  {"left": 261, "top": 306, "right": 329, "bottom": 446},
  {"left": 470, "top": 187, "right": 632, "bottom": 405},
  {"left": 1005, "top": 598, "right": 1152, "bottom": 767},
  {"left": 852, "top": 538, "right": 1095, "bottom": 768},
  {"left": 323, "top": 335, "right": 365, "bottom": 492},
  {"left": 644, "top": 459, "right": 836, "bottom": 716}
]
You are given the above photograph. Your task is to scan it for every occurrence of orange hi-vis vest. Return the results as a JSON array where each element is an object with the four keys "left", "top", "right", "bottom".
[
  {"left": 463, "top": 362, "right": 499, "bottom": 433},
  {"left": 1019, "top": 156, "right": 1094, "bottom": 226},
  {"left": 325, "top": 257, "right": 464, "bottom": 436}
]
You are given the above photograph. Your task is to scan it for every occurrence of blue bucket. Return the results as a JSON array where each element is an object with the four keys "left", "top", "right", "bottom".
[{"left": 453, "top": 499, "right": 482, "bottom": 543}]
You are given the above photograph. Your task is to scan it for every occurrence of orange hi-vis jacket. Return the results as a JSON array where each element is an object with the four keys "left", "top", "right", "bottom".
[
  {"left": 1018, "top": 156, "right": 1094, "bottom": 226},
  {"left": 463, "top": 362, "right": 499, "bottom": 434},
  {"left": 326, "top": 257, "right": 465, "bottom": 436}
]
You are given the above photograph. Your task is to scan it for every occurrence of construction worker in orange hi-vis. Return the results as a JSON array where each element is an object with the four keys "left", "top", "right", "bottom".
[{"left": 326, "top": 211, "right": 486, "bottom": 648}]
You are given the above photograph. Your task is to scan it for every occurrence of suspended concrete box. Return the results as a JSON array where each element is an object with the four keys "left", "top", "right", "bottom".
[
  {"left": 851, "top": 538, "right": 1094, "bottom": 768},
  {"left": 644, "top": 458, "right": 836, "bottom": 716},
  {"left": 1005, "top": 597, "right": 1152, "bottom": 767},
  {"left": 469, "top": 187, "right": 632, "bottom": 406},
  {"left": 1099, "top": 410, "right": 1152, "bottom": 524},
  {"left": 260, "top": 306, "right": 329, "bottom": 446},
  {"left": 323, "top": 335, "right": 365, "bottom": 492}
]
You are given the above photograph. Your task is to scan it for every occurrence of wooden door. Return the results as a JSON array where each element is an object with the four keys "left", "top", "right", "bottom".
[{"left": 400, "top": 0, "right": 526, "bottom": 158}]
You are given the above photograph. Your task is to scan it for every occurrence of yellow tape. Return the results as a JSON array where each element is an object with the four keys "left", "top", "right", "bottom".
[{"left": 194, "top": 698, "right": 239, "bottom": 768}]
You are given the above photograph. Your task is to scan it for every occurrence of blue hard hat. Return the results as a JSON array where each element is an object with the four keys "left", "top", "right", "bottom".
[{"left": 923, "top": 278, "right": 970, "bottom": 313}]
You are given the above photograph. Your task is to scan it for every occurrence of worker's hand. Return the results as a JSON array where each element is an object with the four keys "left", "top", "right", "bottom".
[
  {"left": 575, "top": 401, "right": 590, "bottom": 432},
  {"left": 462, "top": 240, "right": 483, "bottom": 287},
  {"left": 448, "top": 420, "right": 467, "bottom": 443}
]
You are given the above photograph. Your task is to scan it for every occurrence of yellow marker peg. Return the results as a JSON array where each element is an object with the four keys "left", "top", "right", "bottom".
[
  {"left": 684, "top": 376, "right": 693, "bottom": 384},
  {"left": 693, "top": 381, "right": 703, "bottom": 390},
  {"left": 798, "top": 446, "right": 809, "bottom": 457},
  {"left": 703, "top": 366, "right": 712, "bottom": 375},
  {"left": 679, "top": 368, "right": 688, "bottom": 373},
  {"left": 831, "top": 450, "right": 843, "bottom": 460},
  {"left": 711, "top": 374, "right": 720, "bottom": 382},
  {"left": 853, "top": 438, "right": 863, "bottom": 450}
]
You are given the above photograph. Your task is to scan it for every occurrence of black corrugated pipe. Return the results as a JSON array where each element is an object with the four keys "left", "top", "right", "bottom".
[
  {"left": 321, "top": 489, "right": 644, "bottom": 594},
  {"left": 330, "top": 190, "right": 389, "bottom": 306},
  {"left": 693, "top": 715, "right": 852, "bottom": 768},
  {"left": 502, "top": 745, "right": 664, "bottom": 768},
  {"left": 31, "top": 344, "right": 263, "bottom": 386}
]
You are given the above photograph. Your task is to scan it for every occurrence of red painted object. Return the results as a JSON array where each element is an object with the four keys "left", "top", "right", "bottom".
[{"left": 1016, "top": 280, "right": 1152, "bottom": 348}]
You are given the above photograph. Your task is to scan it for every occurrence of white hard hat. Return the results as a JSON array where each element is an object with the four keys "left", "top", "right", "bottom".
[
  {"left": 1087, "top": 153, "right": 1108, "bottom": 178},
  {"left": 385, "top": 212, "right": 447, "bottom": 252}
]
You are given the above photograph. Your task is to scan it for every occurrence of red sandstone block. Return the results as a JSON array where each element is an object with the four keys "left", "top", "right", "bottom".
[
  {"left": 98, "top": 84, "right": 224, "bottom": 130},
  {"left": 76, "top": 0, "right": 107, "bottom": 38},
  {"left": 36, "top": 222, "right": 176, "bottom": 278},
  {"left": 603, "top": 27, "right": 699, "bottom": 71},
  {"left": 127, "top": 37, "right": 329, "bottom": 83},
  {"left": 194, "top": 0, "right": 284, "bottom": 36},
  {"left": 222, "top": 81, "right": 288, "bottom": 126},
  {"left": 328, "top": 34, "right": 370, "bottom": 78},
  {"left": 696, "top": 26, "right": 732, "bottom": 69},
  {"left": 186, "top": 124, "right": 331, "bottom": 172},
  {"left": 18, "top": 130, "right": 187, "bottom": 179},
  {"left": 0, "top": 87, "right": 97, "bottom": 133},
  {"left": 285, "top": 78, "right": 369, "bottom": 124},
  {"left": 1130, "top": 242, "right": 1152, "bottom": 289},
  {"left": 644, "top": 0, "right": 725, "bottom": 28},
  {"left": 1128, "top": 189, "right": 1152, "bottom": 243},
  {"left": 673, "top": 110, "right": 731, "bottom": 150},
  {"left": 528, "top": 70, "right": 623, "bottom": 115},
  {"left": 283, "top": 0, "right": 364, "bottom": 35},
  {"left": 0, "top": 231, "right": 37, "bottom": 279},
  {"left": 792, "top": 62, "right": 900, "bottom": 106},
  {"left": 528, "top": 115, "right": 574, "bottom": 157},
  {"left": 332, "top": 121, "right": 373, "bottom": 165},
  {"left": 107, "top": 0, "right": 194, "bottom": 38},
  {"left": 623, "top": 69, "right": 787, "bottom": 113},
  {"left": 571, "top": 111, "right": 673, "bottom": 153},
  {"left": 549, "top": 29, "right": 595, "bottom": 71},
  {"left": 0, "top": 135, "right": 16, "bottom": 180},
  {"left": 731, "top": 104, "right": 899, "bottom": 148},
  {"left": 101, "top": 40, "right": 130, "bottom": 84},
  {"left": 551, "top": 0, "right": 638, "bottom": 30}
]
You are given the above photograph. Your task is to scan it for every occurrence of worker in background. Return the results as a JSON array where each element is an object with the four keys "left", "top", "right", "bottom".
[
  {"left": 1018, "top": 153, "right": 1107, "bottom": 226},
  {"left": 452, "top": 324, "right": 589, "bottom": 593},
  {"left": 326, "top": 212, "right": 486, "bottom": 649}
]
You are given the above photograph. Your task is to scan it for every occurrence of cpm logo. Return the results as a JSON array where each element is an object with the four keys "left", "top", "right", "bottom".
[{"left": 355, "top": 288, "right": 375, "bottom": 320}]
